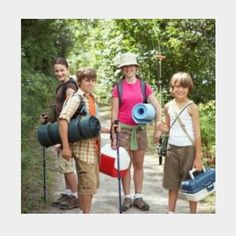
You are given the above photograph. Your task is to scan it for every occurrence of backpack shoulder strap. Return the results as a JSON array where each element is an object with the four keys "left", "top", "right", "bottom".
[
  {"left": 140, "top": 79, "right": 147, "bottom": 103},
  {"left": 71, "top": 93, "right": 87, "bottom": 119},
  {"left": 117, "top": 79, "right": 123, "bottom": 107}
]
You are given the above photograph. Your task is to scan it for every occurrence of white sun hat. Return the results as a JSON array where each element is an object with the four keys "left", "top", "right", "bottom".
[{"left": 117, "top": 52, "right": 140, "bottom": 69}]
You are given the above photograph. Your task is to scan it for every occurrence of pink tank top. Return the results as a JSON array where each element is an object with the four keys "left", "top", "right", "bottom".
[{"left": 112, "top": 79, "right": 153, "bottom": 125}]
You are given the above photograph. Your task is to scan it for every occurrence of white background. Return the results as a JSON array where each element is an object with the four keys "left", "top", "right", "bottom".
[{"left": 0, "top": 0, "right": 235, "bottom": 235}]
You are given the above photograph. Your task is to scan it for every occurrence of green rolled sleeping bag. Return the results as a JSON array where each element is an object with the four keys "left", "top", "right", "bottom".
[{"left": 37, "top": 115, "right": 101, "bottom": 148}]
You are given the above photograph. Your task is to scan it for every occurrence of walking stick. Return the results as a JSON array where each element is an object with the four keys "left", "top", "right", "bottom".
[
  {"left": 114, "top": 120, "right": 123, "bottom": 214},
  {"left": 41, "top": 113, "right": 48, "bottom": 204},
  {"left": 42, "top": 146, "right": 47, "bottom": 203}
]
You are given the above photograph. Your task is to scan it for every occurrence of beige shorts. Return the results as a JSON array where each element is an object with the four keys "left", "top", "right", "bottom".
[
  {"left": 163, "top": 144, "right": 195, "bottom": 190},
  {"left": 74, "top": 158, "right": 99, "bottom": 195},
  {"left": 58, "top": 154, "right": 76, "bottom": 174}
]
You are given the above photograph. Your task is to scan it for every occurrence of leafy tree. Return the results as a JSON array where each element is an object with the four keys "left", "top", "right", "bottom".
[{"left": 91, "top": 19, "right": 215, "bottom": 105}]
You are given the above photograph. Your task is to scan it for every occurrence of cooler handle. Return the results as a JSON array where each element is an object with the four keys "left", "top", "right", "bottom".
[{"left": 189, "top": 166, "right": 206, "bottom": 179}]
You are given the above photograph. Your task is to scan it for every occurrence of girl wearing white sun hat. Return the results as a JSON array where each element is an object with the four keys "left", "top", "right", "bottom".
[
  {"left": 117, "top": 52, "right": 140, "bottom": 69},
  {"left": 111, "top": 52, "right": 162, "bottom": 212}
]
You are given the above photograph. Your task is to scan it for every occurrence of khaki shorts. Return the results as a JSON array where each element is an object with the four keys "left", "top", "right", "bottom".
[
  {"left": 58, "top": 154, "right": 76, "bottom": 174},
  {"left": 119, "top": 126, "right": 148, "bottom": 150},
  {"left": 163, "top": 144, "right": 195, "bottom": 190},
  {"left": 74, "top": 158, "right": 99, "bottom": 195}
]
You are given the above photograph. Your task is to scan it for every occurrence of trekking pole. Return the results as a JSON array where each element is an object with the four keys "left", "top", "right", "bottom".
[
  {"left": 114, "top": 120, "right": 123, "bottom": 214},
  {"left": 40, "top": 113, "right": 49, "bottom": 203},
  {"left": 42, "top": 146, "right": 47, "bottom": 203}
]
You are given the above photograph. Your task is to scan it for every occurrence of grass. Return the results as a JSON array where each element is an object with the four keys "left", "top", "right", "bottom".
[
  {"left": 203, "top": 193, "right": 216, "bottom": 213},
  {"left": 21, "top": 139, "right": 58, "bottom": 213}
]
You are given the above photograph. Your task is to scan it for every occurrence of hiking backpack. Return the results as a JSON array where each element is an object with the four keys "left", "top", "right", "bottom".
[
  {"left": 71, "top": 93, "right": 87, "bottom": 118},
  {"left": 117, "top": 78, "right": 147, "bottom": 106}
]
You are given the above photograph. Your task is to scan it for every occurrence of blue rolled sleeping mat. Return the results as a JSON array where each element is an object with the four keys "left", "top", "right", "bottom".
[
  {"left": 132, "top": 103, "right": 156, "bottom": 124},
  {"left": 37, "top": 115, "right": 101, "bottom": 148}
]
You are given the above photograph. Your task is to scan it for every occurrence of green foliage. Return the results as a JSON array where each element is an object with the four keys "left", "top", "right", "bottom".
[
  {"left": 21, "top": 140, "right": 56, "bottom": 213},
  {"left": 21, "top": 19, "right": 75, "bottom": 74},
  {"left": 91, "top": 19, "right": 215, "bottom": 105},
  {"left": 21, "top": 63, "right": 56, "bottom": 144},
  {"left": 199, "top": 100, "right": 215, "bottom": 167},
  {"left": 21, "top": 65, "right": 57, "bottom": 211}
]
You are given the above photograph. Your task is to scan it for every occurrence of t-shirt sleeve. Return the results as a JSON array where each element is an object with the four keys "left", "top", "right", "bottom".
[
  {"left": 146, "top": 83, "right": 153, "bottom": 97},
  {"left": 66, "top": 82, "right": 78, "bottom": 92},
  {"left": 112, "top": 85, "right": 118, "bottom": 98}
]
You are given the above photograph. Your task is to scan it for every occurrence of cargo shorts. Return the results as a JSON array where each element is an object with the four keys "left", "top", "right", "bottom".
[
  {"left": 119, "top": 126, "right": 148, "bottom": 151},
  {"left": 74, "top": 158, "right": 99, "bottom": 195},
  {"left": 163, "top": 144, "right": 195, "bottom": 190},
  {"left": 58, "top": 153, "right": 76, "bottom": 174}
]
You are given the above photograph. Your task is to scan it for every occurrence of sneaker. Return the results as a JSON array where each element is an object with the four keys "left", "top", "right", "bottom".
[
  {"left": 52, "top": 193, "right": 68, "bottom": 207},
  {"left": 59, "top": 195, "right": 80, "bottom": 210},
  {"left": 133, "top": 197, "right": 150, "bottom": 211},
  {"left": 121, "top": 197, "right": 132, "bottom": 211}
]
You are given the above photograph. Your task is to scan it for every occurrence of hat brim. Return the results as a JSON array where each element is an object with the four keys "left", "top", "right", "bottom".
[{"left": 118, "top": 62, "right": 140, "bottom": 69}]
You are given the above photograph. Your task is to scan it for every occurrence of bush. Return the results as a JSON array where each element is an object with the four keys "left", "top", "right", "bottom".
[
  {"left": 199, "top": 100, "right": 215, "bottom": 167},
  {"left": 21, "top": 63, "right": 58, "bottom": 212}
]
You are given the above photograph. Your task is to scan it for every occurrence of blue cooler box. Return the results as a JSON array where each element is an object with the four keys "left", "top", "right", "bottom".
[{"left": 181, "top": 167, "right": 215, "bottom": 202}]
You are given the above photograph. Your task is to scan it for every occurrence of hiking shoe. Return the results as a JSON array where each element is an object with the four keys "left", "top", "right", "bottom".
[
  {"left": 59, "top": 195, "right": 80, "bottom": 210},
  {"left": 133, "top": 197, "right": 150, "bottom": 211},
  {"left": 52, "top": 193, "right": 69, "bottom": 207},
  {"left": 121, "top": 197, "right": 132, "bottom": 211}
]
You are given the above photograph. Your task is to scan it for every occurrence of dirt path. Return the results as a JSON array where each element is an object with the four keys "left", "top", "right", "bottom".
[{"left": 37, "top": 109, "right": 215, "bottom": 214}]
